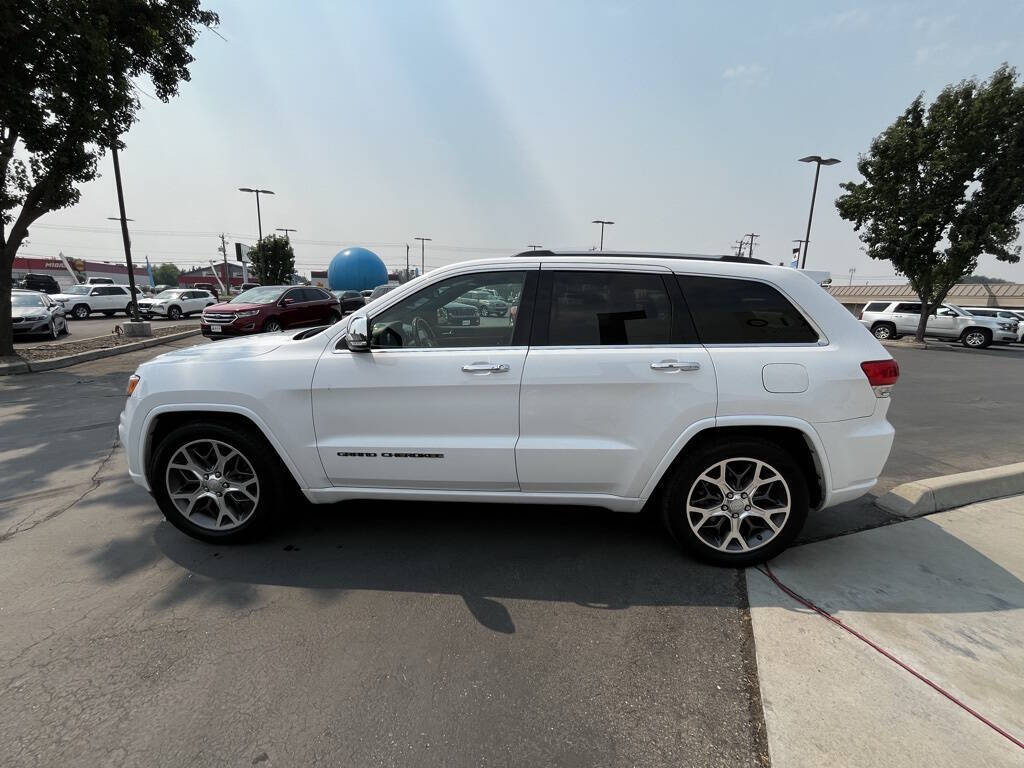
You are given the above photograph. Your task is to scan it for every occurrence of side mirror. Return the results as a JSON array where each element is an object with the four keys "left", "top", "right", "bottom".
[
  {"left": 281, "top": 297, "right": 294, "bottom": 306},
  {"left": 345, "top": 315, "right": 370, "bottom": 352}
]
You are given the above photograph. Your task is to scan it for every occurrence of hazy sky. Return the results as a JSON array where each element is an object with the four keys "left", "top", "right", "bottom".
[{"left": 22, "top": 0, "right": 1024, "bottom": 282}]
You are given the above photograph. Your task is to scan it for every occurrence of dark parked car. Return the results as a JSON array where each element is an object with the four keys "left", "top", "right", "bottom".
[
  {"left": 10, "top": 290, "right": 69, "bottom": 339},
  {"left": 18, "top": 273, "right": 62, "bottom": 294},
  {"left": 193, "top": 282, "right": 220, "bottom": 300},
  {"left": 331, "top": 290, "right": 366, "bottom": 314},
  {"left": 239, "top": 282, "right": 260, "bottom": 291},
  {"left": 437, "top": 300, "right": 480, "bottom": 326},
  {"left": 200, "top": 285, "right": 341, "bottom": 338}
]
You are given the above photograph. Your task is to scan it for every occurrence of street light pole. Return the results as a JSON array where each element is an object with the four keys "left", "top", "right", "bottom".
[
  {"left": 108, "top": 140, "right": 141, "bottom": 324},
  {"left": 797, "top": 156, "right": 840, "bottom": 269},
  {"left": 591, "top": 219, "right": 614, "bottom": 251},
  {"left": 414, "top": 236, "right": 431, "bottom": 274},
  {"left": 238, "top": 187, "right": 275, "bottom": 242}
]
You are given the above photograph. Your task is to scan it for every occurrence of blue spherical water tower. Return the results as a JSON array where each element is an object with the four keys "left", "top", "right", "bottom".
[{"left": 327, "top": 247, "right": 388, "bottom": 292}]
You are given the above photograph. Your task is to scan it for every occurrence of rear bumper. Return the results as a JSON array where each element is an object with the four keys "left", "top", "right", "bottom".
[{"left": 814, "top": 411, "right": 895, "bottom": 509}]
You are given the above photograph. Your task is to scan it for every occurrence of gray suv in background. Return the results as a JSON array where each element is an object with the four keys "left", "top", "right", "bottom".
[{"left": 859, "top": 300, "right": 1017, "bottom": 348}]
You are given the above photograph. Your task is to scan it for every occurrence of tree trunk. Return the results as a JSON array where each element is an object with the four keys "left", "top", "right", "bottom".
[
  {"left": 0, "top": 248, "right": 15, "bottom": 357},
  {"left": 915, "top": 297, "right": 930, "bottom": 343}
]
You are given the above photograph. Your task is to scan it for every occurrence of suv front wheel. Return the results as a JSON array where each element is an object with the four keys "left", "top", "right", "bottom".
[
  {"left": 151, "top": 422, "right": 285, "bottom": 543},
  {"left": 961, "top": 328, "right": 991, "bottom": 348},
  {"left": 660, "top": 438, "right": 809, "bottom": 566}
]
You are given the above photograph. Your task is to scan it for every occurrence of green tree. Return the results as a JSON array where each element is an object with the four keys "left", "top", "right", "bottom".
[
  {"left": 248, "top": 235, "right": 296, "bottom": 286},
  {"left": 0, "top": 1, "right": 218, "bottom": 356},
  {"left": 836, "top": 66, "right": 1024, "bottom": 342},
  {"left": 152, "top": 263, "right": 181, "bottom": 287},
  {"left": 961, "top": 274, "right": 1010, "bottom": 284}
]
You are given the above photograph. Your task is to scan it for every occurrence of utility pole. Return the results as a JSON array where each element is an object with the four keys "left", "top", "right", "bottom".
[
  {"left": 591, "top": 219, "right": 614, "bottom": 251},
  {"left": 276, "top": 227, "right": 297, "bottom": 242},
  {"left": 219, "top": 233, "right": 230, "bottom": 295},
  {"left": 414, "top": 236, "right": 431, "bottom": 274},
  {"left": 405, "top": 243, "right": 410, "bottom": 278},
  {"left": 527, "top": 244, "right": 543, "bottom": 250},
  {"left": 107, "top": 138, "right": 143, "bottom": 327},
  {"left": 848, "top": 267, "right": 856, "bottom": 286},
  {"left": 745, "top": 233, "right": 760, "bottom": 259},
  {"left": 734, "top": 239, "right": 746, "bottom": 258}
]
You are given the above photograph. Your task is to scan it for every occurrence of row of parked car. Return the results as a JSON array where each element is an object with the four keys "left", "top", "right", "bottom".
[{"left": 859, "top": 301, "right": 1024, "bottom": 348}]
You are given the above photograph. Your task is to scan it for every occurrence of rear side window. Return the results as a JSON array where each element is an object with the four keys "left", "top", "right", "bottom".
[
  {"left": 546, "top": 271, "right": 677, "bottom": 345},
  {"left": 894, "top": 302, "right": 921, "bottom": 314},
  {"left": 679, "top": 276, "right": 818, "bottom": 344},
  {"left": 864, "top": 302, "right": 890, "bottom": 312}
]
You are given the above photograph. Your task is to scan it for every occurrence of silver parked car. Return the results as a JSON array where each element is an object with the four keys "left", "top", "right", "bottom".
[
  {"left": 10, "top": 289, "right": 69, "bottom": 339},
  {"left": 859, "top": 300, "right": 1017, "bottom": 348},
  {"left": 961, "top": 307, "right": 1024, "bottom": 342}
]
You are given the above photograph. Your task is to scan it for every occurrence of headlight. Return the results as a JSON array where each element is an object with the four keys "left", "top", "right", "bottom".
[
  {"left": 236, "top": 310, "right": 259, "bottom": 317},
  {"left": 126, "top": 374, "right": 140, "bottom": 397},
  {"left": 999, "top": 322, "right": 1012, "bottom": 330}
]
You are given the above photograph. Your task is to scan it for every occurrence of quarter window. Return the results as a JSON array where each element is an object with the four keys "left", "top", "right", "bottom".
[
  {"left": 370, "top": 271, "right": 527, "bottom": 349},
  {"left": 545, "top": 271, "right": 677, "bottom": 345},
  {"left": 679, "top": 276, "right": 818, "bottom": 344},
  {"left": 864, "top": 302, "right": 890, "bottom": 312}
]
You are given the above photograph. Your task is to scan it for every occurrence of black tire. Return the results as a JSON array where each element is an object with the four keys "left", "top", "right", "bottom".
[
  {"left": 660, "top": 438, "right": 809, "bottom": 567},
  {"left": 60, "top": 317, "right": 70, "bottom": 335},
  {"left": 167, "top": 305, "right": 182, "bottom": 321},
  {"left": 328, "top": 311, "right": 341, "bottom": 323},
  {"left": 124, "top": 303, "right": 133, "bottom": 316},
  {"left": 263, "top": 317, "right": 282, "bottom": 333},
  {"left": 961, "top": 328, "right": 991, "bottom": 348},
  {"left": 73, "top": 304, "right": 90, "bottom": 319},
  {"left": 871, "top": 322, "right": 896, "bottom": 341},
  {"left": 50, "top": 319, "right": 59, "bottom": 339},
  {"left": 150, "top": 421, "right": 285, "bottom": 543}
]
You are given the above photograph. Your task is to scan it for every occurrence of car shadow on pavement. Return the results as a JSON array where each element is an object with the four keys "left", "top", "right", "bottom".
[{"left": 76, "top": 480, "right": 751, "bottom": 633}]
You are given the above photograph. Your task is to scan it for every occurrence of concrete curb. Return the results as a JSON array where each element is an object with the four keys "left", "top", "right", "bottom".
[
  {"left": 879, "top": 338, "right": 947, "bottom": 350},
  {"left": 876, "top": 461, "right": 1024, "bottom": 517},
  {"left": 0, "top": 329, "right": 201, "bottom": 376}
]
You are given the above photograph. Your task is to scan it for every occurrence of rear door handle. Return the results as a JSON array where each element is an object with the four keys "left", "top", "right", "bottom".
[
  {"left": 650, "top": 360, "right": 701, "bottom": 371},
  {"left": 462, "top": 362, "right": 510, "bottom": 374}
]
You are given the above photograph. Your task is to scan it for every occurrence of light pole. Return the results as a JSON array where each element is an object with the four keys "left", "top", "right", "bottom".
[
  {"left": 797, "top": 156, "right": 840, "bottom": 269},
  {"left": 591, "top": 219, "right": 614, "bottom": 251},
  {"left": 414, "top": 236, "right": 431, "bottom": 274},
  {"left": 848, "top": 267, "right": 856, "bottom": 286},
  {"left": 107, "top": 138, "right": 144, "bottom": 325},
  {"left": 238, "top": 187, "right": 275, "bottom": 242},
  {"left": 276, "top": 227, "right": 296, "bottom": 242}
]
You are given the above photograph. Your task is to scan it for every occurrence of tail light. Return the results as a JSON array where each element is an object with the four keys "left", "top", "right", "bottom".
[{"left": 860, "top": 359, "right": 899, "bottom": 398}]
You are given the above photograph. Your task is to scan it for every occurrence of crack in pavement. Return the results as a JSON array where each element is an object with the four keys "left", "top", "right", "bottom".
[{"left": 0, "top": 440, "right": 119, "bottom": 543}]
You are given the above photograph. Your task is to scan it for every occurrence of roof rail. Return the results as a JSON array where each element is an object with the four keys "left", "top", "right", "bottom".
[{"left": 511, "top": 249, "right": 769, "bottom": 265}]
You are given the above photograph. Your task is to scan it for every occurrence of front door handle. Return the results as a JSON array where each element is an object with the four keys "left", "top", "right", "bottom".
[
  {"left": 462, "top": 362, "right": 510, "bottom": 374},
  {"left": 650, "top": 360, "right": 701, "bottom": 371}
]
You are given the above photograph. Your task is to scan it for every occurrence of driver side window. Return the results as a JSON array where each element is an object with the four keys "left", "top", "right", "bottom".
[{"left": 370, "top": 271, "right": 527, "bottom": 349}]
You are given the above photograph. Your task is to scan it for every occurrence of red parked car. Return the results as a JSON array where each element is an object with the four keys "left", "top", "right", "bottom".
[{"left": 200, "top": 285, "right": 341, "bottom": 338}]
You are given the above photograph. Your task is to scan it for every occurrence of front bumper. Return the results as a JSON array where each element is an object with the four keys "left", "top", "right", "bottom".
[
  {"left": 200, "top": 320, "right": 260, "bottom": 338},
  {"left": 12, "top": 319, "right": 52, "bottom": 334},
  {"left": 138, "top": 305, "right": 168, "bottom": 316}
]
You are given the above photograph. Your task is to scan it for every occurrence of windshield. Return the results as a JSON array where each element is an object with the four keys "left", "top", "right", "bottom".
[
  {"left": 230, "top": 286, "right": 286, "bottom": 304},
  {"left": 12, "top": 294, "right": 45, "bottom": 307},
  {"left": 66, "top": 285, "right": 91, "bottom": 295}
]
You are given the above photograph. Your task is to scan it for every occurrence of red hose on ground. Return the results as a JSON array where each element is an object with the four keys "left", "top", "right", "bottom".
[{"left": 758, "top": 563, "right": 1024, "bottom": 751}]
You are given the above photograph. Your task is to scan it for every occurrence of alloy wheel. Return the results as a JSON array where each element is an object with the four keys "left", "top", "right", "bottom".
[
  {"left": 74, "top": 305, "right": 89, "bottom": 319},
  {"left": 686, "top": 457, "right": 791, "bottom": 553},
  {"left": 264, "top": 319, "right": 281, "bottom": 332},
  {"left": 873, "top": 325, "right": 892, "bottom": 339},
  {"left": 164, "top": 439, "right": 260, "bottom": 531},
  {"left": 964, "top": 331, "right": 986, "bottom": 347}
]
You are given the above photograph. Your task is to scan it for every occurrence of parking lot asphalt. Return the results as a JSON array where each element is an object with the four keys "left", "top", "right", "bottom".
[
  {"left": 0, "top": 338, "right": 1020, "bottom": 766},
  {"left": 12, "top": 314, "right": 199, "bottom": 348}
]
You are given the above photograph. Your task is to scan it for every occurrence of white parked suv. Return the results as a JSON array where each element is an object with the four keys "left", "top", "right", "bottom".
[
  {"left": 960, "top": 307, "right": 1024, "bottom": 343},
  {"left": 859, "top": 300, "right": 1017, "bottom": 348},
  {"left": 120, "top": 252, "right": 899, "bottom": 566},
  {"left": 52, "top": 283, "right": 139, "bottom": 319},
  {"left": 137, "top": 288, "right": 217, "bottom": 320}
]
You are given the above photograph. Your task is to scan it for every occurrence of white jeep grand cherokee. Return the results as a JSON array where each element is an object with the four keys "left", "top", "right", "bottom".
[{"left": 119, "top": 251, "right": 898, "bottom": 566}]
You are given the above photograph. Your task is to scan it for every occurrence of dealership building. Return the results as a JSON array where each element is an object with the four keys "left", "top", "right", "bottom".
[{"left": 13, "top": 254, "right": 150, "bottom": 290}]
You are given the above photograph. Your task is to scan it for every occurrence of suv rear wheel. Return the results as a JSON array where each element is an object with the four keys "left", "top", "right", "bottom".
[
  {"left": 871, "top": 322, "right": 896, "bottom": 340},
  {"left": 151, "top": 422, "right": 284, "bottom": 543},
  {"left": 660, "top": 438, "right": 809, "bottom": 566},
  {"left": 961, "top": 328, "right": 991, "bottom": 348}
]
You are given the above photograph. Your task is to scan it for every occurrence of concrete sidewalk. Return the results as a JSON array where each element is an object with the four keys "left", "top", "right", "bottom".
[{"left": 748, "top": 496, "right": 1024, "bottom": 767}]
